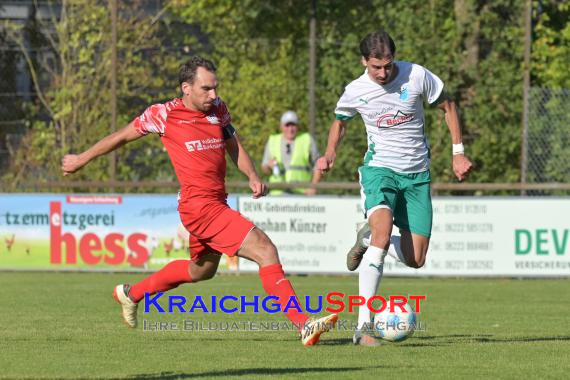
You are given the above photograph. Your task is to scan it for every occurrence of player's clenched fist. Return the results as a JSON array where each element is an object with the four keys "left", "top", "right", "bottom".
[
  {"left": 61, "top": 154, "right": 86, "bottom": 176},
  {"left": 316, "top": 154, "right": 335, "bottom": 173},
  {"left": 452, "top": 154, "right": 473, "bottom": 182},
  {"left": 249, "top": 177, "right": 268, "bottom": 199}
]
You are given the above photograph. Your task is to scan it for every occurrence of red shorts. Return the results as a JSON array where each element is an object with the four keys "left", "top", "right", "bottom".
[{"left": 179, "top": 200, "right": 254, "bottom": 261}]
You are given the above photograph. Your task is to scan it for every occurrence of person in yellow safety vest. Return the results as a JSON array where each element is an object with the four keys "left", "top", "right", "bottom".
[{"left": 261, "top": 111, "right": 322, "bottom": 195}]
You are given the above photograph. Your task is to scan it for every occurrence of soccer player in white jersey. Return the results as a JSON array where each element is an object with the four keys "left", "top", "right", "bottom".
[{"left": 316, "top": 30, "right": 473, "bottom": 346}]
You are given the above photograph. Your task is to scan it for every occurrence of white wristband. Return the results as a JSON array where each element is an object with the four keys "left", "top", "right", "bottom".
[{"left": 452, "top": 143, "right": 464, "bottom": 155}]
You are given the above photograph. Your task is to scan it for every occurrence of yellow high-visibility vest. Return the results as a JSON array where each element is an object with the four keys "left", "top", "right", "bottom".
[{"left": 268, "top": 133, "right": 312, "bottom": 194}]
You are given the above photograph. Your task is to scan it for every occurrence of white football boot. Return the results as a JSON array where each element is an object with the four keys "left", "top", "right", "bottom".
[{"left": 113, "top": 284, "right": 138, "bottom": 328}]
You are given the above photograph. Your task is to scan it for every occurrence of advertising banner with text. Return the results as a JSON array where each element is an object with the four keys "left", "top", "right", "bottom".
[
  {"left": 0, "top": 194, "right": 238, "bottom": 271},
  {"left": 2, "top": 194, "right": 569, "bottom": 276},
  {"left": 237, "top": 197, "right": 570, "bottom": 277}
]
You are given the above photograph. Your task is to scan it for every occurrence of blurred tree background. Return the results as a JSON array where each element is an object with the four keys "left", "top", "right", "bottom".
[{"left": 0, "top": 0, "right": 568, "bottom": 193}]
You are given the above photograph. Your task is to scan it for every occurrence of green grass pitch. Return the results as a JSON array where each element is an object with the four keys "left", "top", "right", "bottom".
[{"left": 0, "top": 272, "right": 569, "bottom": 379}]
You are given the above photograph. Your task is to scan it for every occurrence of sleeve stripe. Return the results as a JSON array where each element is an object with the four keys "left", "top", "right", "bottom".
[{"left": 335, "top": 113, "right": 354, "bottom": 121}]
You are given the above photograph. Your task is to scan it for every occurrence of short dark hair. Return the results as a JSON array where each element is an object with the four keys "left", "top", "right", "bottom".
[
  {"left": 359, "top": 30, "right": 396, "bottom": 60},
  {"left": 179, "top": 56, "right": 217, "bottom": 85}
]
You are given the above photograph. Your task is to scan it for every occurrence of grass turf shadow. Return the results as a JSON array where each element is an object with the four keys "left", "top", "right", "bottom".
[{"left": 119, "top": 366, "right": 382, "bottom": 379}]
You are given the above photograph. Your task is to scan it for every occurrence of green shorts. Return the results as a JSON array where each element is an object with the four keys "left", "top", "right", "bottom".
[{"left": 358, "top": 166, "right": 432, "bottom": 237}]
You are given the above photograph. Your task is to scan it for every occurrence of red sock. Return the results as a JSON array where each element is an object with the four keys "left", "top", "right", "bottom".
[
  {"left": 259, "top": 264, "right": 309, "bottom": 327},
  {"left": 129, "top": 260, "right": 192, "bottom": 303}
]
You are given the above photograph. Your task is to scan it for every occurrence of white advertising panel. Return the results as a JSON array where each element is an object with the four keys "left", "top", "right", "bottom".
[{"left": 238, "top": 196, "right": 570, "bottom": 277}]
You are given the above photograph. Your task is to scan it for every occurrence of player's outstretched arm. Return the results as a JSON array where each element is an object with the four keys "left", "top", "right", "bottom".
[
  {"left": 316, "top": 119, "right": 346, "bottom": 173},
  {"left": 226, "top": 133, "right": 267, "bottom": 198},
  {"left": 437, "top": 97, "right": 473, "bottom": 181},
  {"left": 61, "top": 122, "right": 143, "bottom": 176}
]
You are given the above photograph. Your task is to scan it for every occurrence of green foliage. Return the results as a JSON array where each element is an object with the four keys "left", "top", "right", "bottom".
[
  {"left": 173, "top": 0, "right": 313, "bottom": 183},
  {"left": 527, "top": 89, "right": 570, "bottom": 189},
  {"left": 3, "top": 0, "right": 569, "bottom": 192},
  {"left": 170, "top": 0, "right": 537, "bottom": 190},
  {"left": 532, "top": 0, "right": 570, "bottom": 88},
  {"left": 0, "top": 26, "right": 24, "bottom": 175},
  {"left": 527, "top": 1, "right": 570, "bottom": 188},
  {"left": 2, "top": 1, "right": 178, "bottom": 190}
]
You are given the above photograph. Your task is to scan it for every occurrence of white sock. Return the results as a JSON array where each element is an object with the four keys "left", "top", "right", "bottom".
[
  {"left": 362, "top": 234, "right": 405, "bottom": 264},
  {"left": 357, "top": 246, "right": 387, "bottom": 330}
]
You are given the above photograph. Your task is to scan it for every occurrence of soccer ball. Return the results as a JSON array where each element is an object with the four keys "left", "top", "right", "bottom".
[{"left": 372, "top": 300, "right": 416, "bottom": 342}]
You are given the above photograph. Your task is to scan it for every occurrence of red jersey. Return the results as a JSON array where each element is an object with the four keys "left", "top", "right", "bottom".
[{"left": 132, "top": 97, "right": 235, "bottom": 210}]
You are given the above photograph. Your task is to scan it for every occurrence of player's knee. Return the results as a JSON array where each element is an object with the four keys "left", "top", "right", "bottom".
[
  {"left": 239, "top": 228, "right": 280, "bottom": 266},
  {"left": 407, "top": 252, "right": 426, "bottom": 268},
  {"left": 201, "top": 270, "right": 216, "bottom": 281},
  {"left": 261, "top": 236, "right": 278, "bottom": 254},
  {"left": 251, "top": 235, "right": 279, "bottom": 264},
  {"left": 256, "top": 240, "right": 279, "bottom": 264},
  {"left": 192, "top": 269, "right": 216, "bottom": 282},
  {"left": 251, "top": 230, "right": 277, "bottom": 254},
  {"left": 407, "top": 258, "right": 425, "bottom": 268}
]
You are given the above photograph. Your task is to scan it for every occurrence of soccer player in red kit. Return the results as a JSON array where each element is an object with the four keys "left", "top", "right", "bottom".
[{"left": 61, "top": 56, "right": 337, "bottom": 346}]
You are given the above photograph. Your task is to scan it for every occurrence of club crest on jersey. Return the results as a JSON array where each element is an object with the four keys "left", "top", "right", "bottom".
[
  {"left": 376, "top": 110, "right": 413, "bottom": 129},
  {"left": 399, "top": 85, "right": 409, "bottom": 101},
  {"left": 206, "top": 115, "right": 220, "bottom": 125}
]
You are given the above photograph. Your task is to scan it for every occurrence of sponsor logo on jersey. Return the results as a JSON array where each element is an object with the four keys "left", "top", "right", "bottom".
[
  {"left": 366, "top": 107, "right": 393, "bottom": 120},
  {"left": 376, "top": 110, "right": 413, "bottom": 128},
  {"left": 185, "top": 138, "right": 224, "bottom": 152},
  {"left": 185, "top": 140, "right": 204, "bottom": 152}
]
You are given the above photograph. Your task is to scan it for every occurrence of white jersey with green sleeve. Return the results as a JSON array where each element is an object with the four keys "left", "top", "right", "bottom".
[{"left": 335, "top": 61, "right": 444, "bottom": 173}]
